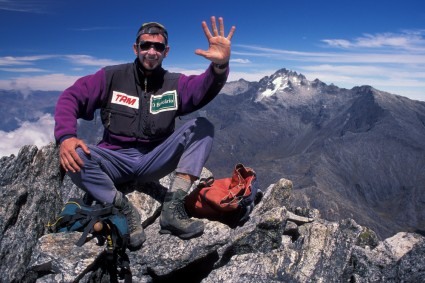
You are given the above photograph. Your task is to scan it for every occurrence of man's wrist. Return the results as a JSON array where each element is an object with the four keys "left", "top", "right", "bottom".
[
  {"left": 213, "top": 61, "right": 229, "bottom": 70},
  {"left": 58, "top": 135, "right": 76, "bottom": 144}
]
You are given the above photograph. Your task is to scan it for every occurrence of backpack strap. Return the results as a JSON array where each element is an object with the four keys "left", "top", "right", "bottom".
[
  {"left": 75, "top": 203, "right": 115, "bottom": 247},
  {"left": 76, "top": 218, "right": 99, "bottom": 246},
  {"left": 103, "top": 221, "right": 132, "bottom": 282},
  {"left": 197, "top": 176, "right": 214, "bottom": 189}
]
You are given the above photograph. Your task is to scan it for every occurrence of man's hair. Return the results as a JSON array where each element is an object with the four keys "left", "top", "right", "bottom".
[{"left": 136, "top": 22, "right": 168, "bottom": 44}]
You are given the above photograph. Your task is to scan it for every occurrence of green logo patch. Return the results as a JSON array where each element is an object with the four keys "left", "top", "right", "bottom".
[{"left": 150, "top": 90, "right": 178, "bottom": 114}]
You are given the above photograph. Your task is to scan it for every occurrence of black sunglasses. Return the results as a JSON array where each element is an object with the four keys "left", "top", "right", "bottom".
[{"left": 138, "top": 41, "right": 166, "bottom": 52}]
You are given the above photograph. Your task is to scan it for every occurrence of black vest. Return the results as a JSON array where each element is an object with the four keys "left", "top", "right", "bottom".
[{"left": 100, "top": 61, "right": 181, "bottom": 142}]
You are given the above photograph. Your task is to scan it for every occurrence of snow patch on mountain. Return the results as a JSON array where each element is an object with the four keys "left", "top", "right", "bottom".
[
  {"left": 261, "top": 77, "right": 289, "bottom": 98},
  {"left": 255, "top": 71, "right": 312, "bottom": 102}
]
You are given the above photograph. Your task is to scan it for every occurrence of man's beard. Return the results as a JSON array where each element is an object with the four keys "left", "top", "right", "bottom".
[{"left": 139, "top": 54, "right": 162, "bottom": 70}]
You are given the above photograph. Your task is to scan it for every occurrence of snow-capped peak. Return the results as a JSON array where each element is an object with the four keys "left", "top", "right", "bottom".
[
  {"left": 255, "top": 69, "right": 306, "bottom": 101},
  {"left": 259, "top": 76, "right": 291, "bottom": 99}
]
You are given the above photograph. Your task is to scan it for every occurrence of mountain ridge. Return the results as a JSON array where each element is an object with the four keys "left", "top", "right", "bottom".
[{"left": 196, "top": 69, "right": 425, "bottom": 239}]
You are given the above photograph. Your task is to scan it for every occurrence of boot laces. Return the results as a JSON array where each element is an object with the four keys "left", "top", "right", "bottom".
[
  {"left": 170, "top": 199, "right": 189, "bottom": 220},
  {"left": 123, "top": 205, "right": 139, "bottom": 232}
]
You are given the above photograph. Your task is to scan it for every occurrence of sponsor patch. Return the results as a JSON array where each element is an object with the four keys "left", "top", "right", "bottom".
[
  {"left": 150, "top": 90, "right": 178, "bottom": 114},
  {"left": 111, "top": 91, "right": 139, "bottom": 109}
]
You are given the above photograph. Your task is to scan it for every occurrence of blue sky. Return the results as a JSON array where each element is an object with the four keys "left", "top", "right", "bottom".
[
  {"left": 0, "top": 0, "right": 424, "bottom": 156},
  {"left": 1, "top": 0, "right": 424, "bottom": 101}
]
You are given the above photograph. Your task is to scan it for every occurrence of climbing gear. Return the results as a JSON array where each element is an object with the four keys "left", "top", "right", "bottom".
[
  {"left": 48, "top": 197, "right": 129, "bottom": 249},
  {"left": 47, "top": 195, "right": 134, "bottom": 281}
]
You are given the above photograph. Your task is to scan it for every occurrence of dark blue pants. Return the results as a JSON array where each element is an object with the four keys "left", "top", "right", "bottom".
[{"left": 68, "top": 118, "right": 214, "bottom": 203}]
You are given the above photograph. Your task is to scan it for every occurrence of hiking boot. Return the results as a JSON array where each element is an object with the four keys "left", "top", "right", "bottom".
[
  {"left": 159, "top": 189, "right": 204, "bottom": 239},
  {"left": 114, "top": 192, "right": 146, "bottom": 251}
]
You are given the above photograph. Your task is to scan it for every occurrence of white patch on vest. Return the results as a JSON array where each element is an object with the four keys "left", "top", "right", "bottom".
[
  {"left": 150, "top": 90, "right": 178, "bottom": 114},
  {"left": 111, "top": 91, "right": 139, "bottom": 109}
]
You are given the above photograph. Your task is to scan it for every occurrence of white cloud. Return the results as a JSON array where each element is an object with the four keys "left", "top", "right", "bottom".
[
  {"left": 322, "top": 30, "right": 425, "bottom": 51},
  {"left": 235, "top": 30, "right": 425, "bottom": 64},
  {"left": 299, "top": 64, "right": 425, "bottom": 101},
  {"left": 0, "top": 0, "right": 48, "bottom": 13},
  {"left": 234, "top": 45, "right": 425, "bottom": 64},
  {"left": 167, "top": 67, "right": 206, "bottom": 76},
  {"left": 227, "top": 70, "right": 276, "bottom": 82},
  {"left": 321, "top": 39, "right": 352, "bottom": 48},
  {"left": 0, "top": 73, "right": 81, "bottom": 91},
  {"left": 299, "top": 64, "right": 425, "bottom": 83},
  {"left": 0, "top": 113, "right": 55, "bottom": 157},
  {"left": 64, "top": 55, "right": 124, "bottom": 67},
  {"left": 0, "top": 55, "right": 57, "bottom": 66},
  {"left": 0, "top": 54, "right": 124, "bottom": 71},
  {"left": 231, "top": 58, "right": 251, "bottom": 64},
  {"left": 0, "top": 67, "right": 47, "bottom": 73},
  {"left": 0, "top": 54, "right": 125, "bottom": 95}
]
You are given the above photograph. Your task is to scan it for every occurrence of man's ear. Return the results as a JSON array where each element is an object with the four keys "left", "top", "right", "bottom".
[
  {"left": 163, "top": 46, "right": 170, "bottom": 58},
  {"left": 133, "top": 43, "right": 138, "bottom": 56}
]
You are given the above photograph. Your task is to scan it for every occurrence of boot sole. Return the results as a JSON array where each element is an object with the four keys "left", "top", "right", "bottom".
[{"left": 128, "top": 230, "right": 146, "bottom": 251}]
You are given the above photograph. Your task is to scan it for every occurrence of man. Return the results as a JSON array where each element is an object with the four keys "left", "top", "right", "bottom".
[{"left": 54, "top": 16, "right": 235, "bottom": 251}]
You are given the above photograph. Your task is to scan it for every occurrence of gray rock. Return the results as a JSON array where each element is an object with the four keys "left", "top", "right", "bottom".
[
  {"left": 344, "top": 232, "right": 425, "bottom": 282},
  {"left": 0, "top": 143, "right": 424, "bottom": 282},
  {"left": 28, "top": 232, "right": 104, "bottom": 282}
]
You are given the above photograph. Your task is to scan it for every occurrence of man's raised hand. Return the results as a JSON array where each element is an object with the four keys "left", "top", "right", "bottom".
[{"left": 195, "top": 16, "right": 236, "bottom": 65}]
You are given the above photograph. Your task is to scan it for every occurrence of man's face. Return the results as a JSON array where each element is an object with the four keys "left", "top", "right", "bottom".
[{"left": 133, "top": 34, "right": 169, "bottom": 71}]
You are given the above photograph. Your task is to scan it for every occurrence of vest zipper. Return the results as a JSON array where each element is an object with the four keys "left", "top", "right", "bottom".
[
  {"left": 107, "top": 112, "right": 111, "bottom": 128},
  {"left": 140, "top": 76, "right": 148, "bottom": 137}
]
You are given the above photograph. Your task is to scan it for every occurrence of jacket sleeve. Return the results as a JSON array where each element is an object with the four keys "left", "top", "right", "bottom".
[
  {"left": 54, "top": 69, "right": 107, "bottom": 143},
  {"left": 177, "top": 63, "right": 229, "bottom": 114}
]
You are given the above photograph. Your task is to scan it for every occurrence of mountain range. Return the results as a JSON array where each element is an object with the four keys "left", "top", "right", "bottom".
[
  {"left": 1, "top": 68, "right": 424, "bottom": 239},
  {"left": 199, "top": 69, "right": 425, "bottom": 239},
  {"left": 0, "top": 89, "right": 58, "bottom": 132}
]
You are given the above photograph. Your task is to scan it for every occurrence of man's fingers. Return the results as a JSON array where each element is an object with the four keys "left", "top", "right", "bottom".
[
  {"left": 227, "top": 26, "right": 236, "bottom": 41},
  {"left": 60, "top": 151, "right": 81, "bottom": 173},
  {"left": 210, "top": 16, "right": 218, "bottom": 36},
  {"left": 78, "top": 141, "right": 91, "bottom": 155},
  {"left": 197, "top": 16, "right": 235, "bottom": 63},
  {"left": 202, "top": 16, "right": 236, "bottom": 41},
  {"left": 59, "top": 137, "right": 89, "bottom": 173},
  {"left": 60, "top": 156, "right": 68, "bottom": 172},
  {"left": 202, "top": 21, "right": 212, "bottom": 39},
  {"left": 60, "top": 154, "right": 74, "bottom": 173},
  {"left": 194, "top": 48, "right": 207, "bottom": 57},
  {"left": 218, "top": 17, "right": 224, "bottom": 37},
  {"left": 70, "top": 150, "right": 84, "bottom": 168}
]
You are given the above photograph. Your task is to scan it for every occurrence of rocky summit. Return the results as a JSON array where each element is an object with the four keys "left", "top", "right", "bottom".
[{"left": 0, "top": 143, "right": 424, "bottom": 282}]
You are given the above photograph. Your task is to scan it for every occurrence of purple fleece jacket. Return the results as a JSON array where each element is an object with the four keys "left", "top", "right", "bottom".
[{"left": 54, "top": 62, "right": 228, "bottom": 149}]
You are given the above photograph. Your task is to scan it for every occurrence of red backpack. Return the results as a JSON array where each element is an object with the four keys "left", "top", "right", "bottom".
[{"left": 185, "top": 163, "right": 262, "bottom": 227}]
